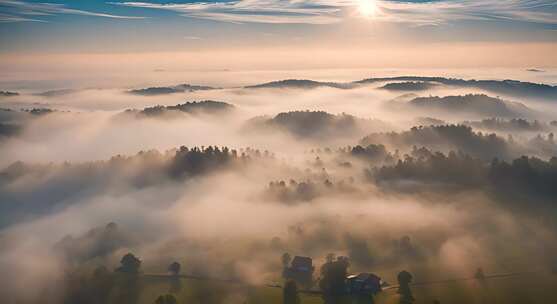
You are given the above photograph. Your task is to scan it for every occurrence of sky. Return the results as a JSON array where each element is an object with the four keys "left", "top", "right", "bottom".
[{"left": 0, "top": 0, "right": 556, "bottom": 74}]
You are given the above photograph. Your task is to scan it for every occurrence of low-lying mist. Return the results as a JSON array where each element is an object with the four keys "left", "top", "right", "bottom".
[{"left": 1, "top": 72, "right": 556, "bottom": 304}]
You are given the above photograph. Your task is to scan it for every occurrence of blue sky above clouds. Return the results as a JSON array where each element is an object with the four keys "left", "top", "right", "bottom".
[
  {"left": 0, "top": 0, "right": 556, "bottom": 53},
  {"left": 0, "top": 0, "right": 555, "bottom": 25}
]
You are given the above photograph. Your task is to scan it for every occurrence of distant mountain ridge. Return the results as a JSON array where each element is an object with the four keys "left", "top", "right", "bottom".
[
  {"left": 125, "top": 100, "right": 234, "bottom": 117},
  {"left": 7, "top": 75, "right": 557, "bottom": 101},
  {"left": 355, "top": 76, "right": 557, "bottom": 100},
  {"left": 21, "top": 76, "right": 557, "bottom": 101},
  {"left": 408, "top": 94, "right": 537, "bottom": 118},
  {"left": 244, "top": 79, "right": 352, "bottom": 89},
  {"left": 243, "top": 76, "right": 557, "bottom": 101},
  {"left": 379, "top": 81, "right": 438, "bottom": 91},
  {"left": 128, "top": 83, "right": 218, "bottom": 95}
]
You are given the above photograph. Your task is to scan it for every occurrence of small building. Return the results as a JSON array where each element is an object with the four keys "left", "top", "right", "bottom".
[
  {"left": 346, "top": 273, "right": 383, "bottom": 295},
  {"left": 283, "top": 256, "right": 315, "bottom": 287},
  {"left": 291, "top": 256, "right": 313, "bottom": 272}
]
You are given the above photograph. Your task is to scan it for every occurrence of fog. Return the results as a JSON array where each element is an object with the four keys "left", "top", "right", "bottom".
[{"left": 1, "top": 71, "right": 556, "bottom": 304}]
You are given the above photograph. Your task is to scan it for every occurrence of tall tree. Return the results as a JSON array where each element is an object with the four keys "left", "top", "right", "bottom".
[
  {"left": 397, "top": 270, "right": 414, "bottom": 304},
  {"left": 154, "top": 294, "right": 178, "bottom": 304},
  {"left": 319, "top": 257, "right": 349, "bottom": 304},
  {"left": 168, "top": 262, "right": 181, "bottom": 276},
  {"left": 116, "top": 253, "right": 142, "bottom": 274},
  {"left": 283, "top": 280, "right": 300, "bottom": 304}
]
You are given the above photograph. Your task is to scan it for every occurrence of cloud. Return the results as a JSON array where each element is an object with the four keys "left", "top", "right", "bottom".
[
  {"left": 113, "top": 0, "right": 557, "bottom": 26},
  {"left": 0, "top": 0, "right": 146, "bottom": 22},
  {"left": 2, "top": 0, "right": 555, "bottom": 26},
  {"left": 378, "top": 0, "right": 557, "bottom": 26},
  {"left": 0, "top": 12, "right": 44, "bottom": 22},
  {"left": 113, "top": 0, "right": 352, "bottom": 24}
]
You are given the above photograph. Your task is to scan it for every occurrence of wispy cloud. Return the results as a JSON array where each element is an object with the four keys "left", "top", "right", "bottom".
[
  {"left": 0, "top": 12, "right": 44, "bottom": 22},
  {"left": 378, "top": 0, "right": 557, "bottom": 26},
  {"left": 0, "top": 0, "right": 146, "bottom": 22},
  {"left": 114, "top": 0, "right": 557, "bottom": 26},
  {"left": 112, "top": 0, "right": 352, "bottom": 24}
]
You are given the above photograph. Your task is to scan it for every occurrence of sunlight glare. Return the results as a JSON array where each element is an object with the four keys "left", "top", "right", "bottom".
[{"left": 358, "top": 0, "right": 378, "bottom": 18}]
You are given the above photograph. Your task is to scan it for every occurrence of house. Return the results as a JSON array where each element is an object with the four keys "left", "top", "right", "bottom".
[
  {"left": 283, "top": 256, "right": 315, "bottom": 287},
  {"left": 346, "top": 273, "right": 383, "bottom": 295},
  {"left": 291, "top": 256, "right": 314, "bottom": 272}
]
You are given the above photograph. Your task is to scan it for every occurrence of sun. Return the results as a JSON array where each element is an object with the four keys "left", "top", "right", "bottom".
[{"left": 358, "top": 0, "right": 378, "bottom": 18}]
